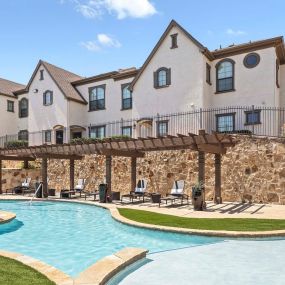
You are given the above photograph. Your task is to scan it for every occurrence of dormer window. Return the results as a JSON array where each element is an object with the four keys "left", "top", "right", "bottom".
[
  {"left": 170, "top": 33, "right": 178, "bottom": 49},
  {"left": 43, "top": 90, "right": 53, "bottom": 106},
  {"left": 40, "top": 70, "right": 44, "bottom": 80},
  {"left": 154, "top": 67, "right": 171, "bottom": 88}
]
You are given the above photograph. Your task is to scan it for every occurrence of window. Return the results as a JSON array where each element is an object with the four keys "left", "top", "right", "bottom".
[
  {"left": 89, "top": 126, "right": 106, "bottom": 139},
  {"left": 7, "top": 100, "right": 14, "bottom": 112},
  {"left": 72, "top": 132, "right": 82, "bottom": 139},
  {"left": 40, "top": 70, "right": 44, "bottom": 80},
  {"left": 170, "top": 33, "right": 178, "bottom": 49},
  {"left": 121, "top": 126, "right": 132, "bottom": 137},
  {"left": 243, "top": 53, "right": 260, "bottom": 68},
  {"left": 276, "top": 60, "right": 280, "bottom": 88},
  {"left": 157, "top": 121, "right": 168, "bottom": 137},
  {"left": 154, "top": 68, "right": 171, "bottom": 88},
  {"left": 206, "top": 63, "right": 211, "bottom": 85},
  {"left": 43, "top": 90, "right": 53, "bottom": 106},
  {"left": 89, "top": 85, "right": 105, "bottom": 111},
  {"left": 121, "top": 84, "right": 132, "bottom": 110},
  {"left": 216, "top": 59, "right": 235, "bottom": 92},
  {"left": 18, "top": 130, "right": 28, "bottom": 141},
  {"left": 216, "top": 113, "right": 235, "bottom": 132},
  {"left": 245, "top": 110, "right": 261, "bottom": 125},
  {"left": 44, "top": 130, "right": 52, "bottom": 143},
  {"left": 19, "top": 98, "right": 28, "bottom": 118}
]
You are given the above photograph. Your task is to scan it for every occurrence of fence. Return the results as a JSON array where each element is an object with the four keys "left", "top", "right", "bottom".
[{"left": 1, "top": 105, "right": 285, "bottom": 147}]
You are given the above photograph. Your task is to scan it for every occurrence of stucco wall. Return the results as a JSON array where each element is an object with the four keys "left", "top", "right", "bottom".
[
  {"left": 47, "top": 136, "right": 285, "bottom": 205},
  {"left": 132, "top": 26, "right": 205, "bottom": 118},
  {"left": 210, "top": 47, "right": 279, "bottom": 107}
]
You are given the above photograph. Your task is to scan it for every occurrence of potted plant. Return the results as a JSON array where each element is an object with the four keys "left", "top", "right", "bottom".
[{"left": 192, "top": 181, "right": 204, "bottom": 211}]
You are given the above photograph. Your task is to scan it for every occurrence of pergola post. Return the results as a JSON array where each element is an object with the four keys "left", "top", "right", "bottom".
[
  {"left": 41, "top": 158, "right": 48, "bottom": 197},
  {"left": 0, "top": 160, "right": 2, "bottom": 194},
  {"left": 214, "top": 153, "right": 222, "bottom": 204},
  {"left": 70, "top": 159, "right": 75, "bottom": 190},
  {"left": 198, "top": 151, "right": 205, "bottom": 208},
  {"left": 131, "top": 157, "right": 137, "bottom": 192},
  {"left": 105, "top": 155, "right": 112, "bottom": 195},
  {"left": 23, "top": 160, "right": 29, "bottom": 169}
]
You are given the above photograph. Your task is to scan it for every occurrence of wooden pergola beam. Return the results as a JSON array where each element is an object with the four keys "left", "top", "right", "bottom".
[
  {"left": 0, "top": 155, "right": 35, "bottom": 161},
  {"left": 36, "top": 153, "right": 83, "bottom": 160},
  {"left": 100, "top": 149, "right": 145, "bottom": 158}
]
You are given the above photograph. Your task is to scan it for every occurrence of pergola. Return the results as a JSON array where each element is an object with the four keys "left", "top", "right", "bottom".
[{"left": 0, "top": 130, "right": 235, "bottom": 204}]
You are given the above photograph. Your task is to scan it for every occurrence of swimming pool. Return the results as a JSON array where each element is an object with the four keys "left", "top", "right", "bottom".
[{"left": 0, "top": 200, "right": 224, "bottom": 277}]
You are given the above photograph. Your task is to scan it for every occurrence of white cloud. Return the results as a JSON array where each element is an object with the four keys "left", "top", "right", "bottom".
[
  {"left": 226, "top": 28, "right": 247, "bottom": 36},
  {"left": 97, "top": 34, "right": 121, "bottom": 47},
  {"left": 65, "top": 0, "right": 157, "bottom": 19},
  {"left": 80, "top": 34, "right": 121, "bottom": 52},
  {"left": 80, "top": 40, "right": 101, "bottom": 51},
  {"left": 102, "top": 0, "right": 157, "bottom": 19}
]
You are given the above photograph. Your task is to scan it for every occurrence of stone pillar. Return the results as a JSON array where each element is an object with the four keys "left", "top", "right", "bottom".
[
  {"left": 198, "top": 151, "right": 205, "bottom": 208},
  {"left": 42, "top": 158, "right": 48, "bottom": 197},
  {"left": 131, "top": 157, "right": 137, "bottom": 192},
  {"left": 105, "top": 155, "right": 112, "bottom": 195},
  {"left": 214, "top": 153, "right": 222, "bottom": 204},
  {"left": 70, "top": 159, "right": 75, "bottom": 190},
  {"left": 0, "top": 160, "right": 2, "bottom": 194}
]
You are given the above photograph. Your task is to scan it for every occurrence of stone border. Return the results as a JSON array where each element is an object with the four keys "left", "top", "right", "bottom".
[
  {"left": 0, "top": 247, "right": 148, "bottom": 285},
  {"left": 0, "top": 210, "right": 16, "bottom": 224},
  {"left": 0, "top": 250, "right": 72, "bottom": 285}
]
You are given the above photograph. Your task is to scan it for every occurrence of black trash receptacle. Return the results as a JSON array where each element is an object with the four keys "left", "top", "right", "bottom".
[
  {"left": 48, "top": 189, "right": 56, "bottom": 196},
  {"left": 35, "top": 182, "right": 43, "bottom": 198},
  {"left": 99, "top": 184, "right": 108, "bottom": 203}
]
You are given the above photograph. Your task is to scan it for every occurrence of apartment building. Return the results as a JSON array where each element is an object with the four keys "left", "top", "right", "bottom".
[{"left": 0, "top": 20, "right": 285, "bottom": 145}]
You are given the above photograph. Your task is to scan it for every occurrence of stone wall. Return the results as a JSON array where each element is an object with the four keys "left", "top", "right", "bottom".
[
  {"left": 8, "top": 136, "right": 285, "bottom": 204},
  {"left": 1, "top": 168, "right": 41, "bottom": 192}
]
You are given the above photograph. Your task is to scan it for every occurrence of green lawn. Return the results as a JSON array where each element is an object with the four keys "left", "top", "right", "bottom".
[
  {"left": 118, "top": 208, "right": 285, "bottom": 232},
  {"left": 0, "top": 256, "right": 55, "bottom": 285}
]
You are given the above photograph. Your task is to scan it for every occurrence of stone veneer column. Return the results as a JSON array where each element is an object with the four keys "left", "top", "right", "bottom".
[
  {"left": 0, "top": 160, "right": 2, "bottom": 194},
  {"left": 42, "top": 158, "right": 48, "bottom": 197}
]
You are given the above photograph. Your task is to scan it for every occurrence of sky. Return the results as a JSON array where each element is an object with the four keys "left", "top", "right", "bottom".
[{"left": 1, "top": 0, "right": 285, "bottom": 84}]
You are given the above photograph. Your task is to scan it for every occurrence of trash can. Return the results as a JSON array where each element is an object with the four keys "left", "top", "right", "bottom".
[
  {"left": 35, "top": 182, "right": 43, "bottom": 198},
  {"left": 99, "top": 184, "right": 108, "bottom": 203}
]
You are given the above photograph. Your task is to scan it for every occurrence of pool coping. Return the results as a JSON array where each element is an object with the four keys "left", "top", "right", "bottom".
[
  {"left": 0, "top": 248, "right": 148, "bottom": 285},
  {"left": 0, "top": 210, "right": 16, "bottom": 224}
]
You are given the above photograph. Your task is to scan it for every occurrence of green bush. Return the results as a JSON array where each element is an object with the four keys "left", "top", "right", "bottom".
[
  {"left": 5, "top": 140, "right": 28, "bottom": 148},
  {"left": 70, "top": 135, "right": 131, "bottom": 144}
]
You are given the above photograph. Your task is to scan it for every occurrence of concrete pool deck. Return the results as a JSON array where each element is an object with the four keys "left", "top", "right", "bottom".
[
  {"left": 0, "top": 210, "right": 16, "bottom": 224},
  {"left": 1, "top": 195, "right": 285, "bottom": 237}
]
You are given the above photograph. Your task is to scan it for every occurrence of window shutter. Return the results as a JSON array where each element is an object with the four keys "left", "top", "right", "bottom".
[
  {"left": 51, "top": 92, "right": 53, "bottom": 104},
  {"left": 153, "top": 71, "right": 158, "bottom": 88},
  {"left": 43, "top": 92, "right": 46, "bottom": 105},
  {"left": 166, "top": 68, "right": 171, "bottom": 85}
]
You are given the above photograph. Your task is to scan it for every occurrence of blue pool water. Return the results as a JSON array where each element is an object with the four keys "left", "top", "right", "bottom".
[{"left": 0, "top": 200, "right": 224, "bottom": 277}]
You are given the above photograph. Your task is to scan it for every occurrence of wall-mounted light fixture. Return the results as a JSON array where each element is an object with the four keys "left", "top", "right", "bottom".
[{"left": 33, "top": 89, "right": 38, "bottom": 93}]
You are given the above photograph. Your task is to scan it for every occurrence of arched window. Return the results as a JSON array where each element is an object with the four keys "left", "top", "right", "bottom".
[
  {"left": 216, "top": 59, "right": 235, "bottom": 92},
  {"left": 19, "top": 98, "right": 28, "bottom": 118},
  {"left": 154, "top": 67, "right": 171, "bottom": 88},
  {"left": 43, "top": 90, "right": 53, "bottom": 106},
  {"left": 121, "top": 84, "right": 132, "bottom": 110}
]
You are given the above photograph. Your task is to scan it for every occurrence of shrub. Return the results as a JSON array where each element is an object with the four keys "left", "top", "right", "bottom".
[
  {"left": 70, "top": 135, "right": 131, "bottom": 144},
  {"left": 5, "top": 140, "right": 28, "bottom": 148}
]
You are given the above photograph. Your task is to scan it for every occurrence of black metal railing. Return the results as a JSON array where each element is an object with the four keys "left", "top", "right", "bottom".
[{"left": 1, "top": 105, "right": 285, "bottom": 148}]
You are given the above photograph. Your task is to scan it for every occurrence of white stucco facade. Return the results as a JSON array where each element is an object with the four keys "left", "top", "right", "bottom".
[{"left": 1, "top": 20, "right": 285, "bottom": 144}]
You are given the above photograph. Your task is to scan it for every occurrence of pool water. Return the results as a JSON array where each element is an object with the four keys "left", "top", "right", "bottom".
[{"left": 0, "top": 200, "right": 224, "bottom": 277}]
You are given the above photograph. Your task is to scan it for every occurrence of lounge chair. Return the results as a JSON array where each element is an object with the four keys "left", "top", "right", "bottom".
[
  {"left": 164, "top": 180, "right": 189, "bottom": 205},
  {"left": 121, "top": 179, "right": 149, "bottom": 203},
  {"left": 12, "top": 178, "right": 33, "bottom": 195},
  {"left": 74, "top": 179, "right": 86, "bottom": 197}
]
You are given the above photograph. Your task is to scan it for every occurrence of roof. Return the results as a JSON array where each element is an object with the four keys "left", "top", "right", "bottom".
[
  {"left": 130, "top": 20, "right": 285, "bottom": 90},
  {"left": 72, "top": 67, "right": 139, "bottom": 86},
  {"left": 15, "top": 60, "right": 87, "bottom": 104},
  {"left": 0, "top": 78, "right": 25, "bottom": 98}
]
